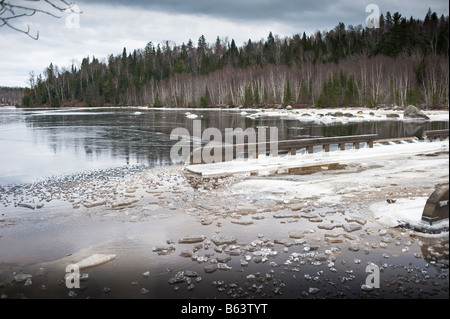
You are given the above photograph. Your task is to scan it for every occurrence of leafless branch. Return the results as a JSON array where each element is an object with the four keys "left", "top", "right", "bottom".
[{"left": 0, "top": 0, "right": 81, "bottom": 40}]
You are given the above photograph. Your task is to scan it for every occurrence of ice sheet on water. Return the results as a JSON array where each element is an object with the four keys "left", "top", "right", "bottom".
[
  {"left": 14, "top": 274, "right": 32, "bottom": 283},
  {"left": 75, "top": 254, "right": 116, "bottom": 270},
  {"left": 204, "top": 264, "right": 218, "bottom": 273},
  {"left": 178, "top": 235, "right": 206, "bottom": 244},
  {"left": 308, "top": 287, "right": 320, "bottom": 295},
  {"left": 342, "top": 224, "right": 362, "bottom": 233},
  {"left": 2, "top": 164, "right": 155, "bottom": 212},
  {"left": 211, "top": 236, "right": 237, "bottom": 246}
]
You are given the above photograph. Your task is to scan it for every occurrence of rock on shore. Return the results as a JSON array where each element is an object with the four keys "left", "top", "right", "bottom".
[{"left": 404, "top": 105, "right": 430, "bottom": 120}]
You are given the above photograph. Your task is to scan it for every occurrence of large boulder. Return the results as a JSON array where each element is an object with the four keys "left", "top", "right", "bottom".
[
  {"left": 422, "top": 184, "right": 449, "bottom": 225},
  {"left": 404, "top": 105, "right": 430, "bottom": 120}
]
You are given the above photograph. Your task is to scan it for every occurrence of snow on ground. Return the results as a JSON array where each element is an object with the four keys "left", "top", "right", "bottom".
[
  {"left": 370, "top": 197, "right": 429, "bottom": 227},
  {"left": 370, "top": 196, "right": 450, "bottom": 237},
  {"left": 242, "top": 108, "right": 449, "bottom": 124},
  {"left": 186, "top": 139, "right": 448, "bottom": 177},
  {"left": 187, "top": 139, "right": 449, "bottom": 232}
]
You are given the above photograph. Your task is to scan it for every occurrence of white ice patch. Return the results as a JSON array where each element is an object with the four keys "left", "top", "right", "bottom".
[
  {"left": 230, "top": 179, "right": 333, "bottom": 201},
  {"left": 370, "top": 197, "right": 428, "bottom": 228},
  {"left": 187, "top": 140, "right": 449, "bottom": 177},
  {"left": 75, "top": 254, "right": 116, "bottom": 270},
  {"left": 243, "top": 108, "right": 449, "bottom": 123},
  {"left": 186, "top": 113, "right": 199, "bottom": 119}
]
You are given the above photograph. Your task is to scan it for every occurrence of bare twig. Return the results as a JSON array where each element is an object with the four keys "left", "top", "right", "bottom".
[{"left": 0, "top": 0, "right": 81, "bottom": 40}]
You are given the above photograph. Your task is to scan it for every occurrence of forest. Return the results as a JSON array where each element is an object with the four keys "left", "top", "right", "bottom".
[
  {"left": 0, "top": 87, "right": 23, "bottom": 106},
  {"left": 21, "top": 9, "right": 449, "bottom": 109}
]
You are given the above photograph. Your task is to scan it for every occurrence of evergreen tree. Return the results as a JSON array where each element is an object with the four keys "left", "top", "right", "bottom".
[
  {"left": 200, "top": 86, "right": 211, "bottom": 108},
  {"left": 243, "top": 85, "right": 254, "bottom": 107},
  {"left": 19, "top": 9, "right": 449, "bottom": 109},
  {"left": 283, "top": 80, "right": 293, "bottom": 107},
  {"left": 174, "top": 59, "right": 188, "bottom": 74},
  {"left": 154, "top": 92, "right": 162, "bottom": 107},
  {"left": 253, "top": 83, "right": 260, "bottom": 106}
]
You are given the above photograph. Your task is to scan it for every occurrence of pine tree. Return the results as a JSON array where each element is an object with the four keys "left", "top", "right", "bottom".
[
  {"left": 343, "top": 75, "right": 357, "bottom": 106},
  {"left": 253, "top": 83, "right": 260, "bottom": 106},
  {"left": 174, "top": 59, "right": 188, "bottom": 74},
  {"left": 154, "top": 92, "right": 162, "bottom": 107},
  {"left": 200, "top": 86, "right": 211, "bottom": 108},
  {"left": 243, "top": 85, "right": 254, "bottom": 107},
  {"left": 283, "top": 80, "right": 293, "bottom": 107}
]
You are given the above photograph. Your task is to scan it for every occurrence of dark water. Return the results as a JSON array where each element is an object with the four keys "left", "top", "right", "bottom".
[{"left": 0, "top": 107, "right": 448, "bottom": 185}]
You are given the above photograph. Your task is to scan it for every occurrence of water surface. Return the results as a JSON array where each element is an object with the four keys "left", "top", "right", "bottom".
[{"left": 0, "top": 106, "right": 448, "bottom": 185}]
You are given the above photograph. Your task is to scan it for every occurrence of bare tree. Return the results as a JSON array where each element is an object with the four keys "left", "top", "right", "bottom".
[{"left": 0, "top": 0, "right": 80, "bottom": 40}]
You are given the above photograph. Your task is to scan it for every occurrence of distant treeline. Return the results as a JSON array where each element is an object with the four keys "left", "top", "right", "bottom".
[
  {"left": 0, "top": 87, "right": 23, "bottom": 106},
  {"left": 22, "top": 9, "right": 449, "bottom": 109}
]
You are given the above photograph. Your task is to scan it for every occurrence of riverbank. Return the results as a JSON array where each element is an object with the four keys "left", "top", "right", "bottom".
[
  {"left": 0, "top": 138, "right": 448, "bottom": 299},
  {"left": 9, "top": 104, "right": 450, "bottom": 120}
]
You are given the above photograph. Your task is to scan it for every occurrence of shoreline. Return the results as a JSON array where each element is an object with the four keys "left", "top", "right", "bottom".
[{"left": 7, "top": 105, "right": 449, "bottom": 123}]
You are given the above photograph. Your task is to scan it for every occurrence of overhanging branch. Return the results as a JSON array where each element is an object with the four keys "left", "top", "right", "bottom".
[{"left": 0, "top": 0, "right": 82, "bottom": 40}]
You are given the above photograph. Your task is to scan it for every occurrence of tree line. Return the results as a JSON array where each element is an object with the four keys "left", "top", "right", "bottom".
[
  {"left": 0, "top": 87, "right": 23, "bottom": 106},
  {"left": 22, "top": 9, "right": 449, "bottom": 109}
]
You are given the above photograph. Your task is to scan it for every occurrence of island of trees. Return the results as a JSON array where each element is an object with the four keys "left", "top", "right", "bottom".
[{"left": 21, "top": 9, "right": 449, "bottom": 109}]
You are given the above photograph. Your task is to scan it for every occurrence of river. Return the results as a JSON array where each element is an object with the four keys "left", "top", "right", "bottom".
[
  {"left": 0, "top": 106, "right": 448, "bottom": 300},
  {"left": 0, "top": 106, "right": 447, "bottom": 185}
]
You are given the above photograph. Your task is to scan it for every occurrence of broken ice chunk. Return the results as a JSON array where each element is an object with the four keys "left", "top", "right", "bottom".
[
  {"left": 342, "top": 224, "right": 362, "bottom": 233},
  {"left": 178, "top": 235, "right": 206, "bottom": 244},
  {"left": 75, "top": 254, "right": 116, "bottom": 270}
]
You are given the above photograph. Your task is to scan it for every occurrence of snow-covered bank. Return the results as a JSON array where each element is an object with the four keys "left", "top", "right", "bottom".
[
  {"left": 370, "top": 197, "right": 449, "bottom": 235},
  {"left": 242, "top": 108, "right": 449, "bottom": 124},
  {"left": 187, "top": 139, "right": 449, "bottom": 177},
  {"left": 187, "top": 139, "right": 449, "bottom": 233}
]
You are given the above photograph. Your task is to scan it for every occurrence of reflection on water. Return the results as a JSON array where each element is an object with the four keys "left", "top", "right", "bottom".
[{"left": 0, "top": 107, "right": 448, "bottom": 184}]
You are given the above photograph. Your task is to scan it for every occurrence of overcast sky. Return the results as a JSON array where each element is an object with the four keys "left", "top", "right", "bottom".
[{"left": 0, "top": 0, "right": 448, "bottom": 87}]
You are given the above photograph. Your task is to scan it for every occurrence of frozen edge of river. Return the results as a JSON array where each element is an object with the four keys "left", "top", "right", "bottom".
[{"left": 187, "top": 139, "right": 449, "bottom": 232}]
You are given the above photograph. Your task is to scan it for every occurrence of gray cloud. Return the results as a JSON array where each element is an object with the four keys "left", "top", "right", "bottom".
[
  {"left": 82, "top": 0, "right": 449, "bottom": 24},
  {"left": 84, "top": 0, "right": 314, "bottom": 21}
]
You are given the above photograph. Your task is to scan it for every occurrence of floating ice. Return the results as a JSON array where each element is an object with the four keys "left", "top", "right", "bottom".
[
  {"left": 204, "top": 264, "right": 218, "bottom": 273},
  {"left": 343, "top": 224, "right": 363, "bottom": 233},
  {"left": 178, "top": 235, "right": 206, "bottom": 244},
  {"left": 309, "top": 287, "right": 320, "bottom": 295},
  {"left": 24, "top": 278, "right": 32, "bottom": 286},
  {"left": 314, "top": 253, "right": 327, "bottom": 261},
  {"left": 211, "top": 236, "right": 237, "bottom": 246},
  {"left": 197, "top": 256, "right": 208, "bottom": 263},
  {"left": 361, "top": 284, "right": 374, "bottom": 291},
  {"left": 75, "top": 254, "right": 116, "bottom": 270},
  {"left": 14, "top": 274, "right": 32, "bottom": 283},
  {"left": 140, "top": 288, "right": 149, "bottom": 294}
]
